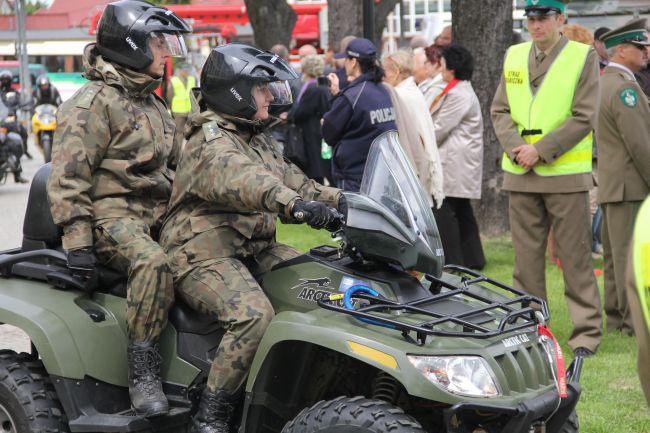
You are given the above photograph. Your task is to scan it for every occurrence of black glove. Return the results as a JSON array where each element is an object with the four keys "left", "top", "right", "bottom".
[
  {"left": 67, "top": 248, "right": 97, "bottom": 275},
  {"left": 292, "top": 200, "right": 337, "bottom": 229},
  {"left": 337, "top": 195, "right": 348, "bottom": 219}
]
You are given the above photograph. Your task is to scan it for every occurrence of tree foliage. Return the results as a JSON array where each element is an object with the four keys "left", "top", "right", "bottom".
[{"left": 451, "top": 0, "right": 513, "bottom": 234}]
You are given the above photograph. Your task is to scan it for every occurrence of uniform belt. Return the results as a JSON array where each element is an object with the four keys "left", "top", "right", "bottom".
[{"left": 521, "top": 129, "right": 543, "bottom": 137}]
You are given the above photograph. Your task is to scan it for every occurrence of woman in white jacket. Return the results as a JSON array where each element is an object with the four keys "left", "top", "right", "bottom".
[
  {"left": 382, "top": 50, "right": 445, "bottom": 209},
  {"left": 430, "top": 44, "right": 485, "bottom": 269}
]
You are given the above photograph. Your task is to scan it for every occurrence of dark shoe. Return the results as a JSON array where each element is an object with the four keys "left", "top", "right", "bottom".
[
  {"left": 189, "top": 388, "right": 237, "bottom": 433},
  {"left": 573, "top": 347, "right": 595, "bottom": 358},
  {"left": 24, "top": 151, "right": 33, "bottom": 160},
  {"left": 13, "top": 173, "right": 28, "bottom": 183},
  {"left": 127, "top": 342, "right": 169, "bottom": 417}
]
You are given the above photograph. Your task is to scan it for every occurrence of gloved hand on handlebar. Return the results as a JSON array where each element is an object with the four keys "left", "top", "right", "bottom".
[
  {"left": 67, "top": 248, "right": 97, "bottom": 275},
  {"left": 292, "top": 200, "right": 340, "bottom": 229}
]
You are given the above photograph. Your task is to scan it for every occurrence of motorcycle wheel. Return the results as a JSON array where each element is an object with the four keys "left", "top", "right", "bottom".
[
  {"left": 0, "top": 350, "right": 68, "bottom": 433},
  {"left": 42, "top": 134, "right": 52, "bottom": 163},
  {"left": 282, "top": 396, "right": 426, "bottom": 433}
]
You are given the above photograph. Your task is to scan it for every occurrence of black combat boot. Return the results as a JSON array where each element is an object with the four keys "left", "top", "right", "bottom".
[
  {"left": 190, "top": 388, "right": 237, "bottom": 433},
  {"left": 13, "top": 172, "right": 28, "bottom": 183},
  {"left": 127, "top": 342, "right": 169, "bottom": 417}
]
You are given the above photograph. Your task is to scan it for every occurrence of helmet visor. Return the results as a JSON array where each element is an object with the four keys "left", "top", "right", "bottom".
[
  {"left": 267, "top": 80, "right": 293, "bottom": 106},
  {"left": 150, "top": 31, "right": 187, "bottom": 58}
]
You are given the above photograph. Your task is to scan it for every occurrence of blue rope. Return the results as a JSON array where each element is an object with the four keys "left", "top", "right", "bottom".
[{"left": 344, "top": 284, "right": 397, "bottom": 329}]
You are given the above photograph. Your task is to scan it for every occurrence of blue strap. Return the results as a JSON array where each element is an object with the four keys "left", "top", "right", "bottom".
[{"left": 344, "top": 285, "right": 396, "bottom": 329}]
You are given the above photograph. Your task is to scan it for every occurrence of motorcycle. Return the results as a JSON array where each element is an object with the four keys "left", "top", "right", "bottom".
[
  {"left": 0, "top": 90, "right": 28, "bottom": 157},
  {"left": 32, "top": 103, "right": 57, "bottom": 162},
  {"left": 0, "top": 102, "right": 23, "bottom": 184}
]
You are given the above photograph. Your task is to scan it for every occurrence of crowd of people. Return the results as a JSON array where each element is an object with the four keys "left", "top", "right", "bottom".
[{"left": 30, "top": 0, "right": 649, "bottom": 426}]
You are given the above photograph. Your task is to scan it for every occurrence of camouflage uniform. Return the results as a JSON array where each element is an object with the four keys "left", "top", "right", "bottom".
[
  {"left": 160, "top": 90, "right": 341, "bottom": 393},
  {"left": 47, "top": 44, "right": 176, "bottom": 342}
]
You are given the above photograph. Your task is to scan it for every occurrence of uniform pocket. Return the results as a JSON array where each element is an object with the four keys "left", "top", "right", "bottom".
[{"left": 189, "top": 214, "right": 256, "bottom": 239}]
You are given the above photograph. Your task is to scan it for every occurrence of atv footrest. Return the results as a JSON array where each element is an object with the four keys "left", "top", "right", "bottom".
[{"left": 68, "top": 407, "right": 191, "bottom": 432}]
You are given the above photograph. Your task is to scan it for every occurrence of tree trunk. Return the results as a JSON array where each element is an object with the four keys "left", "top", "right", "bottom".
[
  {"left": 327, "top": 0, "right": 363, "bottom": 53},
  {"left": 244, "top": 0, "right": 296, "bottom": 51},
  {"left": 451, "top": 0, "right": 512, "bottom": 235},
  {"left": 373, "top": 0, "right": 400, "bottom": 51}
]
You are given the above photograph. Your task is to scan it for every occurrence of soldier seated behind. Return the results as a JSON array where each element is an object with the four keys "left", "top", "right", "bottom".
[
  {"left": 47, "top": 0, "right": 190, "bottom": 418},
  {"left": 159, "top": 43, "right": 345, "bottom": 433}
]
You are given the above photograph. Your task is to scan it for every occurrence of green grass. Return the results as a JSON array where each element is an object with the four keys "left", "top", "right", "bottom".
[{"left": 276, "top": 224, "right": 650, "bottom": 433}]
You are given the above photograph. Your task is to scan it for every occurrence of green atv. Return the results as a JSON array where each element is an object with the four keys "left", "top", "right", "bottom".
[{"left": 0, "top": 131, "right": 581, "bottom": 433}]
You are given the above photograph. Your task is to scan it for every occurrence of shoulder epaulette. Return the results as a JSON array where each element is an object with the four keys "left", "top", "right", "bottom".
[
  {"left": 75, "top": 81, "right": 103, "bottom": 109},
  {"left": 202, "top": 120, "right": 223, "bottom": 142}
]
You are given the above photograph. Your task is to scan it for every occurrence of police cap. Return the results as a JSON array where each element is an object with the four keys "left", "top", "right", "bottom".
[
  {"left": 601, "top": 18, "right": 650, "bottom": 49},
  {"left": 334, "top": 38, "right": 377, "bottom": 60}
]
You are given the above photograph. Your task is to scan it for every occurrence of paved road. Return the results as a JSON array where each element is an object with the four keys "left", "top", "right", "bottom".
[{"left": 0, "top": 137, "right": 47, "bottom": 353}]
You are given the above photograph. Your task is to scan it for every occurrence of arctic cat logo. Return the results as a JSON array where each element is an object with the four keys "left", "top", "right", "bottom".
[
  {"left": 125, "top": 37, "right": 138, "bottom": 51},
  {"left": 297, "top": 287, "right": 359, "bottom": 308},
  {"left": 290, "top": 278, "right": 331, "bottom": 291},
  {"left": 230, "top": 87, "right": 243, "bottom": 101},
  {"left": 502, "top": 333, "right": 530, "bottom": 348}
]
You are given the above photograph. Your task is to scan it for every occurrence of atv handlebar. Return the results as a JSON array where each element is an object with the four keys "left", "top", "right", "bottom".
[{"left": 293, "top": 207, "right": 345, "bottom": 232}]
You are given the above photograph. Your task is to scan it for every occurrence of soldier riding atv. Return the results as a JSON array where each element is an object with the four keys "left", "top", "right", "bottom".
[{"left": 0, "top": 131, "right": 581, "bottom": 433}]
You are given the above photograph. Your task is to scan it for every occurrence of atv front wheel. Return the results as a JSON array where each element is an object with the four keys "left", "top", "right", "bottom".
[
  {"left": 0, "top": 350, "right": 68, "bottom": 433},
  {"left": 282, "top": 396, "right": 425, "bottom": 433}
]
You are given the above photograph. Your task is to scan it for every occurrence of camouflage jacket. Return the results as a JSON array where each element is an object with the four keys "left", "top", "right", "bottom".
[
  {"left": 160, "top": 90, "right": 341, "bottom": 265},
  {"left": 47, "top": 44, "right": 176, "bottom": 251}
]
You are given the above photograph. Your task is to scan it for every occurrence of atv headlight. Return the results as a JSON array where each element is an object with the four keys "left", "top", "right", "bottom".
[{"left": 407, "top": 355, "right": 500, "bottom": 397}]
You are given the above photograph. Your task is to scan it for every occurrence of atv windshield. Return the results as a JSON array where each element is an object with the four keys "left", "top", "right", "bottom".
[{"left": 360, "top": 131, "right": 444, "bottom": 264}]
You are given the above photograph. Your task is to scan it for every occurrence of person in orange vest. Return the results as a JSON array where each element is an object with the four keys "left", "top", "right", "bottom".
[{"left": 167, "top": 62, "right": 196, "bottom": 166}]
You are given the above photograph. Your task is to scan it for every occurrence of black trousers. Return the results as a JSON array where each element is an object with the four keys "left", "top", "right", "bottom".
[{"left": 433, "top": 197, "right": 486, "bottom": 270}]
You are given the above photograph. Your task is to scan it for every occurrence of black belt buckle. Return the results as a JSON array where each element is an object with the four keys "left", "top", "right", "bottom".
[{"left": 521, "top": 129, "right": 543, "bottom": 137}]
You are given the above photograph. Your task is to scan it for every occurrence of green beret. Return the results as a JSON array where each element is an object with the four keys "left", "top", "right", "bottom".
[{"left": 601, "top": 18, "right": 650, "bottom": 49}]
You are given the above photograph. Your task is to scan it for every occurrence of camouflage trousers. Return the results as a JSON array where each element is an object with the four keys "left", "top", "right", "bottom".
[
  {"left": 93, "top": 217, "right": 174, "bottom": 343},
  {"left": 174, "top": 242, "right": 299, "bottom": 393}
]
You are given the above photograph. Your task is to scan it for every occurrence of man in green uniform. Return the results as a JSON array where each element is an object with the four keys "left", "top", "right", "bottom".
[
  {"left": 47, "top": 0, "right": 190, "bottom": 417},
  {"left": 491, "top": 0, "right": 602, "bottom": 357},
  {"left": 597, "top": 19, "right": 650, "bottom": 336},
  {"left": 160, "top": 43, "right": 344, "bottom": 433}
]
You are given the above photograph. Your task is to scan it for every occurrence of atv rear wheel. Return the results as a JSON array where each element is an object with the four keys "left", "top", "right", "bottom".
[
  {"left": 282, "top": 396, "right": 425, "bottom": 433},
  {"left": 0, "top": 350, "right": 68, "bottom": 433}
]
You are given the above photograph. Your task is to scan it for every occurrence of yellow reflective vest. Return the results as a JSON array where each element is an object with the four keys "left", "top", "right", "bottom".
[
  {"left": 633, "top": 196, "right": 650, "bottom": 332},
  {"left": 501, "top": 41, "right": 592, "bottom": 176},
  {"left": 170, "top": 75, "right": 196, "bottom": 114}
]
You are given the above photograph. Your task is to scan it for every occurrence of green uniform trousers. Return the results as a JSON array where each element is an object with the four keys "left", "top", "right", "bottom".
[
  {"left": 601, "top": 201, "right": 640, "bottom": 334},
  {"left": 93, "top": 217, "right": 174, "bottom": 343},
  {"left": 175, "top": 242, "right": 299, "bottom": 393},
  {"left": 509, "top": 191, "right": 602, "bottom": 352}
]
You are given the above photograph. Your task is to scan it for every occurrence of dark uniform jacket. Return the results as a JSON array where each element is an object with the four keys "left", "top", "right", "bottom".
[
  {"left": 47, "top": 44, "right": 176, "bottom": 251},
  {"left": 322, "top": 72, "right": 396, "bottom": 182},
  {"left": 597, "top": 65, "right": 650, "bottom": 204},
  {"left": 160, "top": 91, "right": 341, "bottom": 274}
]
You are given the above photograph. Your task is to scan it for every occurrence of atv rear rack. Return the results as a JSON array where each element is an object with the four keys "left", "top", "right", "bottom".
[{"left": 318, "top": 265, "right": 549, "bottom": 346}]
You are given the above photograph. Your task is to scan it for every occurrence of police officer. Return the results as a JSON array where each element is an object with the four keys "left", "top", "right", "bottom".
[
  {"left": 0, "top": 70, "right": 12, "bottom": 94},
  {"left": 47, "top": 0, "right": 190, "bottom": 417},
  {"left": 167, "top": 62, "right": 195, "bottom": 165},
  {"left": 626, "top": 196, "right": 650, "bottom": 405},
  {"left": 322, "top": 38, "right": 396, "bottom": 191},
  {"left": 32, "top": 74, "right": 62, "bottom": 107},
  {"left": 596, "top": 19, "right": 650, "bottom": 336},
  {"left": 159, "top": 43, "right": 343, "bottom": 433},
  {"left": 491, "top": 0, "right": 602, "bottom": 357}
]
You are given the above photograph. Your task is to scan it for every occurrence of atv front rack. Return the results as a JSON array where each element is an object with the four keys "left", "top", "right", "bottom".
[{"left": 318, "top": 265, "right": 549, "bottom": 345}]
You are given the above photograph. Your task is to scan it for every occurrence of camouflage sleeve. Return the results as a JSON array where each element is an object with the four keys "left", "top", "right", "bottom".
[
  {"left": 47, "top": 90, "right": 110, "bottom": 251},
  {"left": 282, "top": 158, "right": 341, "bottom": 208},
  {"left": 194, "top": 134, "right": 301, "bottom": 213}
]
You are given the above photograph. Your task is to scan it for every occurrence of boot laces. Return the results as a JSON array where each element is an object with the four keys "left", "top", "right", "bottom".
[
  {"left": 205, "top": 392, "right": 234, "bottom": 423},
  {"left": 131, "top": 347, "right": 163, "bottom": 397}
]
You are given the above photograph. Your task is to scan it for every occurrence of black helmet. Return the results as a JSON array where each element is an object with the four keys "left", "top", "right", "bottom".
[
  {"left": 97, "top": 0, "right": 191, "bottom": 71},
  {"left": 200, "top": 43, "right": 298, "bottom": 120},
  {"left": 0, "top": 70, "right": 12, "bottom": 91},
  {"left": 36, "top": 74, "right": 51, "bottom": 87}
]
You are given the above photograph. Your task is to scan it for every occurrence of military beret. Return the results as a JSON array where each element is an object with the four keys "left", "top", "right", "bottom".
[
  {"left": 524, "top": 0, "right": 568, "bottom": 16},
  {"left": 601, "top": 18, "right": 650, "bottom": 49}
]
